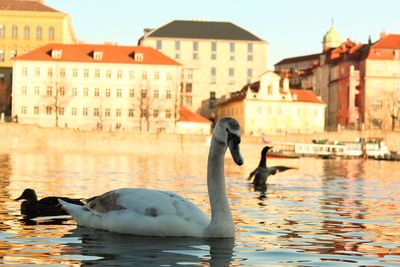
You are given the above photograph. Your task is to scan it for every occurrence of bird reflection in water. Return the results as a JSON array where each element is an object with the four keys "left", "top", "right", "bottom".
[{"left": 62, "top": 227, "right": 235, "bottom": 267}]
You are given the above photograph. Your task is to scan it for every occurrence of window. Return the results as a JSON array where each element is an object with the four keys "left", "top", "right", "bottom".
[
  {"left": 36, "top": 26, "right": 42, "bottom": 39},
  {"left": 117, "top": 88, "right": 122, "bottom": 97},
  {"left": 373, "top": 99, "right": 383, "bottom": 109},
  {"left": 106, "top": 70, "right": 111, "bottom": 78},
  {"left": 210, "top": 91, "right": 216, "bottom": 99},
  {"left": 24, "top": 26, "right": 30, "bottom": 39},
  {"left": 166, "top": 90, "right": 171, "bottom": 99},
  {"left": 11, "top": 25, "right": 18, "bottom": 38},
  {"left": 72, "top": 68, "right": 78, "bottom": 77},
  {"left": 72, "top": 87, "right": 77, "bottom": 96},
  {"left": 193, "top": 41, "right": 199, "bottom": 51},
  {"left": 84, "top": 69, "right": 89, "bottom": 78},
  {"left": 48, "top": 26, "right": 55, "bottom": 40},
  {"left": 141, "top": 109, "right": 148, "bottom": 118},
  {"left": 34, "top": 106, "right": 39, "bottom": 115},
  {"left": 34, "top": 86, "right": 39, "bottom": 95},
  {"left": 83, "top": 88, "right": 88, "bottom": 96},
  {"left": 141, "top": 89, "right": 147, "bottom": 98},
  {"left": 142, "top": 71, "right": 147, "bottom": 80},
  {"left": 175, "top": 41, "right": 180, "bottom": 51},
  {"left": 129, "top": 71, "right": 134, "bottom": 79},
  {"left": 95, "top": 69, "right": 100, "bottom": 78},
  {"left": 60, "top": 68, "right": 65, "bottom": 77},
  {"left": 46, "top": 106, "right": 52, "bottom": 115},
  {"left": 185, "top": 96, "right": 192, "bottom": 106},
  {"left": 0, "top": 25, "right": 4, "bottom": 38},
  {"left": 71, "top": 108, "right": 77, "bottom": 116},
  {"left": 247, "top": 43, "right": 253, "bottom": 53},
  {"left": 22, "top": 67, "right": 28, "bottom": 76},
  {"left": 117, "top": 70, "right": 123, "bottom": 79},
  {"left": 187, "top": 69, "right": 193, "bottom": 80},
  {"left": 230, "top": 43, "right": 235, "bottom": 52},
  {"left": 211, "top": 67, "right": 216, "bottom": 84},
  {"left": 105, "top": 108, "right": 111, "bottom": 117},
  {"left": 153, "top": 109, "right": 159, "bottom": 118},
  {"left": 106, "top": 88, "right": 111, "bottom": 97},
  {"left": 94, "top": 88, "right": 100, "bottom": 96},
  {"left": 47, "top": 86, "right": 52, "bottom": 96},
  {"left": 83, "top": 108, "right": 88, "bottom": 116},
  {"left": 165, "top": 109, "right": 171, "bottom": 118},
  {"left": 116, "top": 108, "right": 121, "bottom": 117},
  {"left": 21, "top": 86, "right": 27, "bottom": 95},
  {"left": 156, "top": 40, "right": 162, "bottom": 50},
  {"left": 21, "top": 106, "right": 26, "bottom": 114},
  {"left": 129, "top": 88, "right": 134, "bottom": 97},
  {"left": 35, "top": 67, "right": 40, "bottom": 76},
  {"left": 94, "top": 108, "right": 100, "bottom": 116},
  {"left": 229, "top": 68, "right": 235, "bottom": 84},
  {"left": 47, "top": 68, "right": 53, "bottom": 77},
  {"left": 247, "top": 54, "right": 253, "bottom": 61},
  {"left": 167, "top": 72, "right": 172, "bottom": 80},
  {"left": 154, "top": 71, "right": 159, "bottom": 80},
  {"left": 128, "top": 109, "right": 134, "bottom": 117},
  {"left": 154, "top": 89, "right": 159, "bottom": 99},
  {"left": 58, "top": 107, "right": 64, "bottom": 115},
  {"left": 186, "top": 83, "right": 192, "bottom": 93},
  {"left": 59, "top": 86, "right": 65, "bottom": 96}
]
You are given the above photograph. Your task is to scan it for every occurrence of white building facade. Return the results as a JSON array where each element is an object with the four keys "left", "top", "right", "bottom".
[{"left": 12, "top": 43, "right": 181, "bottom": 133}]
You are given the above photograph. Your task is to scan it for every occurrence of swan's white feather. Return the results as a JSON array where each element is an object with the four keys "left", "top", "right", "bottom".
[{"left": 59, "top": 188, "right": 209, "bottom": 237}]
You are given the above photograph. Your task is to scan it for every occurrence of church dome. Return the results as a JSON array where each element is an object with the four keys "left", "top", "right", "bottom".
[{"left": 322, "top": 26, "right": 342, "bottom": 51}]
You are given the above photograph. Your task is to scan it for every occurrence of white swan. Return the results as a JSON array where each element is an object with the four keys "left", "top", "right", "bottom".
[{"left": 59, "top": 117, "right": 244, "bottom": 238}]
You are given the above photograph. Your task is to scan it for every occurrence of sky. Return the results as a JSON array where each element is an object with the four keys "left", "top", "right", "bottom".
[{"left": 46, "top": 0, "right": 400, "bottom": 69}]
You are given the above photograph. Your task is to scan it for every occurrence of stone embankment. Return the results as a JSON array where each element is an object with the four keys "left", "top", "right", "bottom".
[{"left": 1, "top": 123, "right": 399, "bottom": 155}]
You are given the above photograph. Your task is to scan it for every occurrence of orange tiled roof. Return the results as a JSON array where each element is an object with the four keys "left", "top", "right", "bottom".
[
  {"left": 14, "top": 43, "right": 181, "bottom": 66},
  {"left": 274, "top": 53, "right": 321, "bottom": 66},
  {"left": 364, "top": 34, "right": 400, "bottom": 60},
  {"left": 178, "top": 106, "right": 211, "bottom": 124},
  {"left": 0, "top": 0, "right": 59, "bottom": 12},
  {"left": 290, "top": 89, "right": 324, "bottom": 104}
]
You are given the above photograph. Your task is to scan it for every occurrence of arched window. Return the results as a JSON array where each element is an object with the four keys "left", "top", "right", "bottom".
[
  {"left": 11, "top": 25, "right": 18, "bottom": 38},
  {"left": 24, "top": 26, "right": 30, "bottom": 39},
  {"left": 0, "top": 25, "right": 4, "bottom": 38},
  {"left": 48, "top": 26, "right": 55, "bottom": 40},
  {"left": 36, "top": 26, "right": 42, "bottom": 39}
]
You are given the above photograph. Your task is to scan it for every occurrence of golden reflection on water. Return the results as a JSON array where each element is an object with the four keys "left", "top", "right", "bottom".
[{"left": 0, "top": 150, "right": 399, "bottom": 266}]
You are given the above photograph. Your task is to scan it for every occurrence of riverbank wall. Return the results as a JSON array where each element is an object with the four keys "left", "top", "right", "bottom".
[{"left": 1, "top": 123, "right": 400, "bottom": 155}]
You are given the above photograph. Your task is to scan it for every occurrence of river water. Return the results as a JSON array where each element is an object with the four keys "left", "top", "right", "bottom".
[{"left": 0, "top": 150, "right": 399, "bottom": 266}]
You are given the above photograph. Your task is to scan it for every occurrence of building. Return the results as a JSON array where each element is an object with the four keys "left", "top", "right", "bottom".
[
  {"left": 176, "top": 106, "right": 211, "bottom": 135},
  {"left": 0, "top": 0, "right": 77, "bottom": 116},
  {"left": 217, "top": 71, "right": 326, "bottom": 135},
  {"left": 138, "top": 20, "right": 268, "bottom": 120},
  {"left": 12, "top": 43, "right": 181, "bottom": 133}
]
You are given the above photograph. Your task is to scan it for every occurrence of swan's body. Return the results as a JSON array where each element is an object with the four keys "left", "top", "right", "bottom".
[
  {"left": 248, "top": 146, "right": 296, "bottom": 187},
  {"left": 60, "top": 117, "right": 243, "bottom": 238}
]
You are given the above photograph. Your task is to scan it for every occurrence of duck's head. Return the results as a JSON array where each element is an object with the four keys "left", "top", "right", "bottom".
[
  {"left": 213, "top": 117, "right": 244, "bottom": 166},
  {"left": 261, "top": 146, "right": 273, "bottom": 156},
  {"left": 15, "top": 188, "right": 38, "bottom": 202}
]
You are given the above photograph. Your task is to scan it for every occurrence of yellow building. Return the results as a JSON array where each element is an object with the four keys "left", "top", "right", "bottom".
[
  {"left": 0, "top": 0, "right": 77, "bottom": 116},
  {"left": 217, "top": 72, "right": 326, "bottom": 135}
]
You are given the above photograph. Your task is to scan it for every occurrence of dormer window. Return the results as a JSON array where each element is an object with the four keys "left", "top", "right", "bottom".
[
  {"left": 51, "top": 49, "right": 62, "bottom": 59},
  {"left": 93, "top": 51, "right": 103, "bottom": 60},
  {"left": 134, "top": 52, "right": 143, "bottom": 61}
]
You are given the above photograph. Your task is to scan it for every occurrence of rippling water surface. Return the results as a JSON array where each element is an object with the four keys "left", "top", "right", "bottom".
[{"left": 0, "top": 150, "right": 399, "bottom": 266}]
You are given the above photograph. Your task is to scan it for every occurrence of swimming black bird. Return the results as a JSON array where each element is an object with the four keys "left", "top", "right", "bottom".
[
  {"left": 248, "top": 146, "right": 296, "bottom": 187},
  {"left": 15, "top": 188, "right": 84, "bottom": 218}
]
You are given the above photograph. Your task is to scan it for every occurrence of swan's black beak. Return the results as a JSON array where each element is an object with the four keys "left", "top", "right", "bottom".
[{"left": 228, "top": 131, "right": 244, "bottom": 166}]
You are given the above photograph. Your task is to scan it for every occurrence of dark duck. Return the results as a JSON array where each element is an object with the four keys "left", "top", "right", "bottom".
[
  {"left": 15, "top": 188, "right": 84, "bottom": 218},
  {"left": 248, "top": 146, "right": 296, "bottom": 188}
]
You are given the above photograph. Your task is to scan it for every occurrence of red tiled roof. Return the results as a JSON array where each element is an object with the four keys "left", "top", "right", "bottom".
[
  {"left": 0, "top": 0, "right": 59, "bottom": 12},
  {"left": 14, "top": 43, "right": 181, "bottom": 66},
  {"left": 364, "top": 34, "right": 400, "bottom": 60},
  {"left": 290, "top": 89, "right": 324, "bottom": 104},
  {"left": 178, "top": 106, "right": 211, "bottom": 124},
  {"left": 327, "top": 39, "right": 366, "bottom": 62}
]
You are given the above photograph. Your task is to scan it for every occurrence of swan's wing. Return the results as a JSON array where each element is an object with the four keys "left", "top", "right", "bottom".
[
  {"left": 267, "top": 166, "right": 296, "bottom": 176},
  {"left": 85, "top": 188, "right": 209, "bottom": 225},
  {"left": 247, "top": 167, "right": 260, "bottom": 180}
]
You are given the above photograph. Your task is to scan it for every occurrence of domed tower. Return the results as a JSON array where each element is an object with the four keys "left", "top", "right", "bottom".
[{"left": 322, "top": 20, "right": 342, "bottom": 51}]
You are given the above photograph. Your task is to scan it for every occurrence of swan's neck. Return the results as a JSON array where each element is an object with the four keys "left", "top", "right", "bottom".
[
  {"left": 258, "top": 154, "right": 266, "bottom": 167},
  {"left": 206, "top": 137, "right": 234, "bottom": 237}
]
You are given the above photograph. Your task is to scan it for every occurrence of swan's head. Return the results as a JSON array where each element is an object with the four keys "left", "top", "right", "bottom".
[
  {"left": 214, "top": 117, "right": 244, "bottom": 166},
  {"left": 261, "top": 146, "right": 273, "bottom": 156}
]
